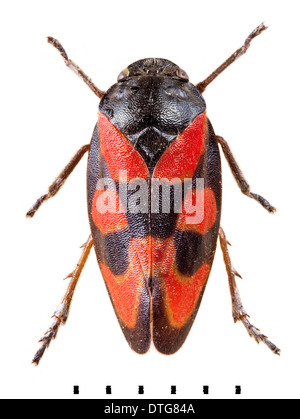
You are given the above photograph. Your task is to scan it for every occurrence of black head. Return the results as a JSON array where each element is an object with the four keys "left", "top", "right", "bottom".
[{"left": 117, "top": 58, "right": 189, "bottom": 82}]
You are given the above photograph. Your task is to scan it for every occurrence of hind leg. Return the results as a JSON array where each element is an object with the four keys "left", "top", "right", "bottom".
[
  {"left": 32, "top": 235, "right": 94, "bottom": 365},
  {"left": 218, "top": 226, "right": 280, "bottom": 355}
]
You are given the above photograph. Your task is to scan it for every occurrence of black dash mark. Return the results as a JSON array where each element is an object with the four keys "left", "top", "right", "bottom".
[
  {"left": 171, "top": 385, "right": 176, "bottom": 394},
  {"left": 138, "top": 385, "right": 144, "bottom": 394},
  {"left": 73, "top": 385, "right": 79, "bottom": 395},
  {"left": 235, "top": 385, "right": 241, "bottom": 395},
  {"left": 203, "top": 385, "right": 209, "bottom": 395},
  {"left": 106, "top": 386, "right": 112, "bottom": 395}
]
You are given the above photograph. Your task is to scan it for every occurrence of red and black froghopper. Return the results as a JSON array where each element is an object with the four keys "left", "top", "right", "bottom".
[{"left": 28, "top": 24, "right": 280, "bottom": 365}]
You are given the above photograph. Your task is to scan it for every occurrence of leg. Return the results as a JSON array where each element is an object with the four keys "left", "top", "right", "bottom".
[
  {"left": 47, "top": 37, "right": 105, "bottom": 99},
  {"left": 32, "top": 235, "right": 94, "bottom": 365},
  {"left": 197, "top": 23, "right": 267, "bottom": 92},
  {"left": 26, "top": 144, "right": 90, "bottom": 217},
  {"left": 218, "top": 226, "right": 280, "bottom": 355},
  {"left": 216, "top": 135, "right": 275, "bottom": 213}
]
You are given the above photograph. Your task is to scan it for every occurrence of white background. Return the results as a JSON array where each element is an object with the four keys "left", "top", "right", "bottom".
[{"left": 1, "top": 0, "right": 299, "bottom": 400}]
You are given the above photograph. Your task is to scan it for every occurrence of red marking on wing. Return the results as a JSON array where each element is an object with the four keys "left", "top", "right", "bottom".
[
  {"left": 98, "top": 112, "right": 149, "bottom": 181},
  {"left": 176, "top": 187, "right": 217, "bottom": 234},
  {"left": 165, "top": 263, "right": 210, "bottom": 328},
  {"left": 153, "top": 113, "right": 206, "bottom": 180},
  {"left": 92, "top": 189, "right": 128, "bottom": 234},
  {"left": 100, "top": 237, "right": 150, "bottom": 329},
  {"left": 152, "top": 237, "right": 210, "bottom": 328}
]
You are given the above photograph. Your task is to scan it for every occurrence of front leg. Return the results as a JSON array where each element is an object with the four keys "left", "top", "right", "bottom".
[{"left": 216, "top": 135, "right": 276, "bottom": 213}]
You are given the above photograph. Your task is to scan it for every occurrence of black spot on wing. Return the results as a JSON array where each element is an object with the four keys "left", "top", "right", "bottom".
[
  {"left": 104, "top": 228, "right": 130, "bottom": 275},
  {"left": 126, "top": 212, "right": 150, "bottom": 238},
  {"left": 150, "top": 212, "right": 178, "bottom": 238},
  {"left": 174, "top": 230, "right": 205, "bottom": 276},
  {"left": 150, "top": 181, "right": 181, "bottom": 238}
]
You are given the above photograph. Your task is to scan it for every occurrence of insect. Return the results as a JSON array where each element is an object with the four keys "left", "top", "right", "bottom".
[{"left": 28, "top": 23, "right": 280, "bottom": 365}]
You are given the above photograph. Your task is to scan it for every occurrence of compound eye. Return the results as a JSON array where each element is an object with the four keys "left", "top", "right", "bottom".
[
  {"left": 117, "top": 67, "right": 129, "bottom": 82},
  {"left": 176, "top": 68, "right": 189, "bottom": 81}
]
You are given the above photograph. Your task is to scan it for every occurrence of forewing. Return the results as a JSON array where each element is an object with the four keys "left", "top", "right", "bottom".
[
  {"left": 152, "top": 117, "right": 222, "bottom": 354},
  {"left": 87, "top": 114, "right": 151, "bottom": 353}
]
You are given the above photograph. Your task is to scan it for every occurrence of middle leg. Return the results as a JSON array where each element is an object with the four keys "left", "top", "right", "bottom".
[
  {"left": 26, "top": 144, "right": 90, "bottom": 217},
  {"left": 217, "top": 135, "right": 276, "bottom": 213}
]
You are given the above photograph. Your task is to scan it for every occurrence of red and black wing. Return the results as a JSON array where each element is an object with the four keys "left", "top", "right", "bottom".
[
  {"left": 151, "top": 116, "right": 222, "bottom": 353},
  {"left": 87, "top": 113, "right": 151, "bottom": 353}
]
